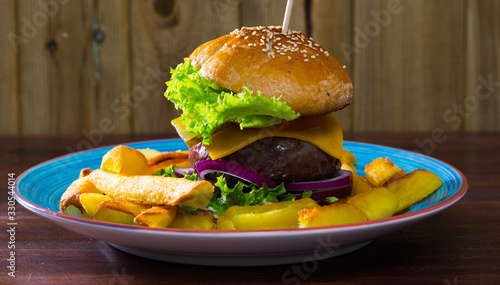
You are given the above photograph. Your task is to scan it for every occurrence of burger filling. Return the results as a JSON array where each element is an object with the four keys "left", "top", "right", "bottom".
[{"left": 190, "top": 138, "right": 341, "bottom": 184}]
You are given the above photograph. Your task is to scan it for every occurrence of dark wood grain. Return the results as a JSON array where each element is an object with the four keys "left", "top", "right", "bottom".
[
  {"left": 1, "top": 0, "right": 499, "bottom": 135},
  {"left": 1, "top": 133, "right": 499, "bottom": 284}
]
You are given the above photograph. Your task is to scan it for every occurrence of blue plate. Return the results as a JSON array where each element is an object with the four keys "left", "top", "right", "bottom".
[{"left": 15, "top": 139, "right": 467, "bottom": 266}]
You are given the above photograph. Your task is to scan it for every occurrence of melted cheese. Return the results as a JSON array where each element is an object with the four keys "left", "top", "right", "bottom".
[{"left": 172, "top": 114, "right": 343, "bottom": 161}]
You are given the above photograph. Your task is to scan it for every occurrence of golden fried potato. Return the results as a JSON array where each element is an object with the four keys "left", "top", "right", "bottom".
[
  {"left": 98, "top": 199, "right": 151, "bottom": 216},
  {"left": 79, "top": 193, "right": 112, "bottom": 217},
  {"left": 341, "top": 149, "right": 357, "bottom": 165},
  {"left": 216, "top": 216, "right": 235, "bottom": 230},
  {"left": 137, "top": 148, "right": 162, "bottom": 159},
  {"left": 168, "top": 213, "right": 216, "bottom": 230},
  {"left": 298, "top": 202, "right": 367, "bottom": 228},
  {"left": 134, "top": 205, "right": 178, "bottom": 228},
  {"left": 341, "top": 161, "right": 357, "bottom": 176},
  {"left": 60, "top": 176, "right": 102, "bottom": 213},
  {"left": 352, "top": 175, "right": 373, "bottom": 195},
  {"left": 101, "top": 145, "right": 149, "bottom": 175},
  {"left": 385, "top": 169, "right": 443, "bottom": 212},
  {"left": 224, "top": 198, "right": 319, "bottom": 230},
  {"left": 147, "top": 151, "right": 191, "bottom": 174},
  {"left": 88, "top": 169, "right": 213, "bottom": 208},
  {"left": 347, "top": 187, "right": 399, "bottom": 221},
  {"left": 93, "top": 207, "right": 138, "bottom": 225},
  {"left": 79, "top": 168, "right": 93, "bottom": 178},
  {"left": 365, "top": 157, "right": 405, "bottom": 187}
]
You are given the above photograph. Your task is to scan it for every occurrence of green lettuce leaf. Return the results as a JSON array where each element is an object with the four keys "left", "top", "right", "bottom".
[
  {"left": 206, "top": 176, "right": 296, "bottom": 216},
  {"left": 153, "top": 164, "right": 199, "bottom": 181},
  {"left": 165, "top": 59, "right": 300, "bottom": 144}
]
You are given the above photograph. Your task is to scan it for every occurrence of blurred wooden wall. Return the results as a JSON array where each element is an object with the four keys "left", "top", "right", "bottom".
[{"left": 1, "top": 0, "right": 499, "bottom": 136}]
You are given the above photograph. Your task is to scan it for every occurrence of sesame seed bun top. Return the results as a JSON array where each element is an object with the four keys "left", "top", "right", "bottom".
[{"left": 188, "top": 26, "right": 353, "bottom": 116}]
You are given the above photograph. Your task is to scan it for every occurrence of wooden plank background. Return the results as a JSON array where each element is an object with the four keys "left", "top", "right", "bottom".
[{"left": 1, "top": 0, "right": 498, "bottom": 136}]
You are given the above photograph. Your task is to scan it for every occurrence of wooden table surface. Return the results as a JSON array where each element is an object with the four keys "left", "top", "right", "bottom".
[{"left": 1, "top": 133, "right": 499, "bottom": 284}]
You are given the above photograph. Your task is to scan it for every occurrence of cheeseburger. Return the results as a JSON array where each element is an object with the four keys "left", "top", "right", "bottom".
[{"left": 165, "top": 26, "right": 353, "bottom": 206}]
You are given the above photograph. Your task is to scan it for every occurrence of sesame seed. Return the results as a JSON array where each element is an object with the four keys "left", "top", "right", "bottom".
[
  {"left": 248, "top": 43, "right": 252, "bottom": 46},
  {"left": 303, "top": 54, "right": 307, "bottom": 57},
  {"left": 244, "top": 36, "right": 249, "bottom": 40},
  {"left": 262, "top": 48, "right": 267, "bottom": 52},
  {"left": 311, "top": 55, "right": 316, "bottom": 59},
  {"left": 304, "top": 59, "right": 309, "bottom": 62},
  {"left": 343, "top": 65, "right": 346, "bottom": 69},
  {"left": 288, "top": 56, "right": 291, "bottom": 60},
  {"left": 280, "top": 52, "right": 285, "bottom": 55},
  {"left": 232, "top": 44, "right": 236, "bottom": 48}
]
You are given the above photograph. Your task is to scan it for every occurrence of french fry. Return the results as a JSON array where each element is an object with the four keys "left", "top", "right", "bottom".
[
  {"left": 168, "top": 213, "right": 216, "bottom": 230},
  {"left": 298, "top": 202, "right": 367, "bottom": 228},
  {"left": 101, "top": 145, "right": 150, "bottom": 175},
  {"left": 224, "top": 198, "right": 319, "bottom": 230},
  {"left": 341, "top": 161, "right": 357, "bottom": 176},
  {"left": 147, "top": 151, "right": 190, "bottom": 166},
  {"left": 79, "top": 193, "right": 112, "bottom": 217},
  {"left": 365, "top": 157, "right": 405, "bottom": 187},
  {"left": 98, "top": 199, "right": 151, "bottom": 216},
  {"left": 216, "top": 216, "right": 235, "bottom": 230},
  {"left": 60, "top": 176, "right": 102, "bottom": 213},
  {"left": 346, "top": 187, "right": 399, "bottom": 221},
  {"left": 147, "top": 151, "right": 191, "bottom": 174},
  {"left": 88, "top": 169, "right": 213, "bottom": 208},
  {"left": 352, "top": 175, "right": 373, "bottom": 195},
  {"left": 385, "top": 169, "right": 443, "bottom": 212},
  {"left": 137, "top": 148, "right": 162, "bottom": 159},
  {"left": 79, "top": 168, "right": 93, "bottom": 178},
  {"left": 93, "top": 207, "right": 137, "bottom": 225},
  {"left": 341, "top": 149, "right": 357, "bottom": 165},
  {"left": 134, "top": 205, "right": 178, "bottom": 228}
]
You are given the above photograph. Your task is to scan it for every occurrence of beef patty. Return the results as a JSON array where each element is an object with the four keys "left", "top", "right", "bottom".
[{"left": 190, "top": 137, "right": 340, "bottom": 184}]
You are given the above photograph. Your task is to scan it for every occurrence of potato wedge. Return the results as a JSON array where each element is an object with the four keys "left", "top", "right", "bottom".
[
  {"left": 149, "top": 158, "right": 192, "bottom": 174},
  {"left": 385, "top": 169, "right": 443, "bottom": 212},
  {"left": 224, "top": 198, "right": 319, "bottom": 230},
  {"left": 299, "top": 202, "right": 367, "bottom": 228},
  {"left": 79, "top": 168, "right": 93, "bottom": 178},
  {"left": 147, "top": 151, "right": 191, "bottom": 174},
  {"left": 365, "top": 157, "right": 405, "bottom": 187},
  {"left": 216, "top": 216, "right": 235, "bottom": 230},
  {"left": 352, "top": 175, "right": 373, "bottom": 195},
  {"left": 93, "top": 207, "right": 137, "bottom": 225},
  {"left": 347, "top": 187, "right": 399, "bottom": 221},
  {"left": 88, "top": 169, "right": 213, "bottom": 208},
  {"left": 101, "top": 145, "right": 149, "bottom": 175},
  {"left": 79, "top": 193, "right": 112, "bottom": 217},
  {"left": 137, "top": 148, "right": 161, "bottom": 159},
  {"left": 341, "top": 149, "right": 357, "bottom": 165},
  {"left": 134, "top": 205, "right": 178, "bottom": 228},
  {"left": 168, "top": 214, "right": 216, "bottom": 230},
  {"left": 60, "top": 176, "right": 102, "bottom": 213},
  {"left": 341, "top": 161, "right": 357, "bottom": 176},
  {"left": 98, "top": 199, "right": 151, "bottom": 216}
]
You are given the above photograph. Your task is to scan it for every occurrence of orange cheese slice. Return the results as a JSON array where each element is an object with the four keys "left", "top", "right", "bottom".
[{"left": 172, "top": 114, "right": 343, "bottom": 161}]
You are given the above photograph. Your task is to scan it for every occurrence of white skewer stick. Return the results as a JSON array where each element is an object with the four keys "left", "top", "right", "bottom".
[{"left": 282, "top": 0, "right": 294, "bottom": 34}]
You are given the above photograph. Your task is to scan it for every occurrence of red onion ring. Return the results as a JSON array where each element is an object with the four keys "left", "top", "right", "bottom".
[
  {"left": 278, "top": 170, "right": 353, "bottom": 201},
  {"left": 196, "top": 160, "right": 278, "bottom": 188},
  {"left": 173, "top": 167, "right": 195, "bottom": 178}
]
